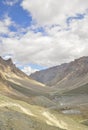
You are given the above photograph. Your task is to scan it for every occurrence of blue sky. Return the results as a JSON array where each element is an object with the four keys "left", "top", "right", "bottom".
[
  {"left": 0, "top": 0, "right": 32, "bottom": 29},
  {"left": 0, "top": 0, "right": 88, "bottom": 74},
  {"left": 0, "top": 0, "right": 46, "bottom": 73}
]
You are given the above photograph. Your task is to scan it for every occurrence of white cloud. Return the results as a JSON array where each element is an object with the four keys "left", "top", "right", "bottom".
[
  {"left": 0, "top": 15, "right": 14, "bottom": 35},
  {"left": 0, "top": 1, "right": 88, "bottom": 69},
  {"left": 1, "top": 16, "right": 88, "bottom": 67},
  {"left": 21, "top": 66, "right": 38, "bottom": 75},
  {"left": 21, "top": 0, "right": 88, "bottom": 25},
  {"left": 3, "top": 0, "right": 19, "bottom": 6}
]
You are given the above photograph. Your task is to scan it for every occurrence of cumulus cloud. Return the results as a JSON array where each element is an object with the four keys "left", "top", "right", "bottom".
[
  {"left": 21, "top": 66, "right": 38, "bottom": 75},
  {"left": 0, "top": 0, "right": 88, "bottom": 70},
  {"left": 21, "top": 0, "right": 88, "bottom": 25},
  {"left": 0, "top": 15, "right": 13, "bottom": 34},
  {"left": 0, "top": 15, "right": 88, "bottom": 67},
  {"left": 3, "top": 0, "right": 19, "bottom": 6}
]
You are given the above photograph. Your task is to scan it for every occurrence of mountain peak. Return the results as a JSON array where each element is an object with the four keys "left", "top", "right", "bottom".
[
  {"left": 0, "top": 57, "right": 14, "bottom": 66},
  {"left": 5, "top": 58, "right": 14, "bottom": 66},
  {"left": 0, "top": 56, "right": 3, "bottom": 61},
  {"left": 74, "top": 56, "right": 88, "bottom": 62},
  {"left": 30, "top": 56, "right": 88, "bottom": 87},
  {"left": 0, "top": 56, "right": 28, "bottom": 78}
]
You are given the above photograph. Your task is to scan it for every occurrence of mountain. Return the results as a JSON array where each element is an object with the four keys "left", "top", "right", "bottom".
[
  {"left": 0, "top": 56, "right": 88, "bottom": 130},
  {"left": 30, "top": 56, "right": 88, "bottom": 90}
]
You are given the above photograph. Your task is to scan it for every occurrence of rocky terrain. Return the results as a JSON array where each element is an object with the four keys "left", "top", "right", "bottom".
[
  {"left": 0, "top": 56, "right": 88, "bottom": 130},
  {"left": 30, "top": 56, "right": 88, "bottom": 90}
]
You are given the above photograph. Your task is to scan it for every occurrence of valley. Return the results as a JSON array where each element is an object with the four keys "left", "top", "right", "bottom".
[{"left": 0, "top": 56, "right": 88, "bottom": 130}]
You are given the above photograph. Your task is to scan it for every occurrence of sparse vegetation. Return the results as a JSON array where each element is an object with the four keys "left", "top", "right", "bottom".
[{"left": 0, "top": 57, "right": 88, "bottom": 130}]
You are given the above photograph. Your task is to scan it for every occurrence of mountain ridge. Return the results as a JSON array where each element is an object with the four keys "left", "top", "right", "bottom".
[
  {"left": 0, "top": 56, "right": 88, "bottom": 130},
  {"left": 30, "top": 56, "right": 88, "bottom": 89}
]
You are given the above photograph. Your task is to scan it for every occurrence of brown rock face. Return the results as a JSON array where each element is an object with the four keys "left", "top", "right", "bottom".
[
  {"left": 30, "top": 56, "right": 88, "bottom": 89},
  {"left": 0, "top": 57, "right": 28, "bottom": 78}
]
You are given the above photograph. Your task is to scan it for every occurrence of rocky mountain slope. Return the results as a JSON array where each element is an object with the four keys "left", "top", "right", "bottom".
[
  {"left": 0, "top": 56, "right": 88, "bottom": 130},
  {"left": 30, "top": 56, "right": 88, "bottom": 90}
]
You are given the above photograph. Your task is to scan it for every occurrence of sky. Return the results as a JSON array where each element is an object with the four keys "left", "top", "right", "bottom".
[{"left": 0, "top": 0, "right": 88, "bottom": 75}]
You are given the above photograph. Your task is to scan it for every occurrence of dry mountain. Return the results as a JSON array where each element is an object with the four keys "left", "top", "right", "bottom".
[
  {"left": 30, "top": 56, "right": 88, "bottom": 91},
  {"left": 0, "top": 56, "right": 88, "bottom": 130}
]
